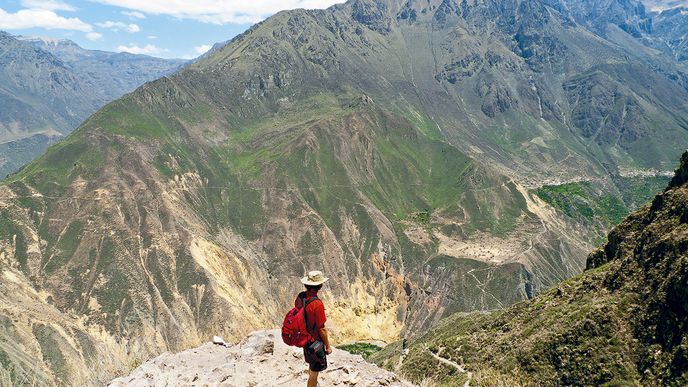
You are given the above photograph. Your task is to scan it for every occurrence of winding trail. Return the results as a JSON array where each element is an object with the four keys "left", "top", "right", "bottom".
[{"left": 428, "top": 349, "right": 473, "bottom": 387}]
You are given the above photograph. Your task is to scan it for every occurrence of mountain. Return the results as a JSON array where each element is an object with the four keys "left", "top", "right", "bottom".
[
  {"left": 649, "top": 5, "right": 688, "bottom": 62},
  {"left": 372, "top": 151, "right": 688, "bottom": 385},
  {"left": 17, "top": 36, "right": 186, "bottom": 102},
  {"left": 540, "top": 0, "right": 688, "bottom": 63},
  {"left": 0, "top": 32, "right": 100, "bottom": 177},
  {"left": 0, "top": 33, "right": 184, "bottom": 178},
  {"left": 0, "top": 0, "right": 687, "bottom": 384}
]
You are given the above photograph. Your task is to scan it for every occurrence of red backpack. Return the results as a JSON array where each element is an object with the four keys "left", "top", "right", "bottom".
[{"left": 281, "top": 295, "right": 318, "bottom": 347}]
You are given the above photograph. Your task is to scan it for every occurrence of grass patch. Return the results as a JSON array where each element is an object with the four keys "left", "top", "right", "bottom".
[
  {"left": 337, "top": 343, "right": 383, "bottom": 359},
  {"left": 534, "top": 175, "right": 670, "bottom": 230},
  {"left": 534, "top": 182, "right": 594, "bottom": 221}
]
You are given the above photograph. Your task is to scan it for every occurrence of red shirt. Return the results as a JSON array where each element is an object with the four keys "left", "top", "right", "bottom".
[{"left": 295, "top": 289, "right": 326, "bottom": 342}]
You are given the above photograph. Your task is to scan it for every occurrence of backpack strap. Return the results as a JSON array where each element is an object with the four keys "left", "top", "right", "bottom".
[{"left": 300, "top": 295, "right": 319, "bottom": 340}]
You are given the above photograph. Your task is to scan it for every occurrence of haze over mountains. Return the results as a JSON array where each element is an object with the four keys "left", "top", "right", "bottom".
[
  {"left": 0, "top": 32, "right": 184, "bottom": 178},
  {"left": 0, "top": 0, "right": 687, "bottom": 385}
]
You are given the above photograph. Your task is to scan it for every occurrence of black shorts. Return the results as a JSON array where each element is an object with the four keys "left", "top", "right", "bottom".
[{"left": 304, "top": 340, "right": 327, "bottom": 372}]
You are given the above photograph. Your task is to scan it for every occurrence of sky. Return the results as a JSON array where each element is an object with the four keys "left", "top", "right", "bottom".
[{"left": 0, "top": 0, "right": 344, "bottom": 59}]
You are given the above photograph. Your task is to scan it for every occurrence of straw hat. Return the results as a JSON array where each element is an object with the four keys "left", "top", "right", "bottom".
[{"left": 301, "top": 270, "right": 329, "bottom": 286}]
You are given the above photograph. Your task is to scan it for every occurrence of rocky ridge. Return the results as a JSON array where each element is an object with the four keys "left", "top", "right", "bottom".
[{"left": 108, "top": 330, "right": 412, "bottom": 387}]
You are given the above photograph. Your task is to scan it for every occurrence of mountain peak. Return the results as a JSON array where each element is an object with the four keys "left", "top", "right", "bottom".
[{"left": 17, "top": 35, "right": 79, "bottom": 48}]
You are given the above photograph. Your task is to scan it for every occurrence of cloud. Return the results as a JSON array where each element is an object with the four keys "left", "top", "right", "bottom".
[
  {"left": 0, "top": 7, "right": 92, "bottom": 31},
  {"left": 195, "top": 44, "right": 212, "bottom": 54},
  {"left": 643, "top": 1, "right": 688, "bottom": 12},
  {"left": 92, "top": 0, "right": 344, "bottom": 24},
  {"left": 117, "top": 43, "right": 168, "bottom": 55},
  {"left": 21, "top": 0, "right": 76, "bottom": 12},
  {"left": 96, "top": 20, "right": 140, "bottom": 32},
  {"left": 181, "top": 44, "right": 213, "bottom": 60},
  {"left": 122, "top": 10, "right": 145, "bottom": 19},
  {"left": 146, "top": 35, "right": 157, "bottom": 39},
  {"left": 85, "top": 31, "right": 102, "bottom": 40}
]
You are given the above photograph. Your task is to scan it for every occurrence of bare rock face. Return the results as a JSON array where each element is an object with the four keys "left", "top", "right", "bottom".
[{"left": 108, "top": 330, "right": 413, "bottom": 387}]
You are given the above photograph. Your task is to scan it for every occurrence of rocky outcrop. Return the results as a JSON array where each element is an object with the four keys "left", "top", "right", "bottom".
[{"left": 108, "top": 330, "right": 412, "bottom": 387}]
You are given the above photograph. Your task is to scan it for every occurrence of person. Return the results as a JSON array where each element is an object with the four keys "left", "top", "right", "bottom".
[{"left": 296, "top": 270, "right": 332, "bottom": 387}]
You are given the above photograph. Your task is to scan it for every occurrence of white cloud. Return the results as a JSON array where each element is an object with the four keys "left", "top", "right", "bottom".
[
  {"left": 117, "top": 43, "right": 168, "bottom": 55},
  {"left": 85, "top": 31, "right": 102, "bottom": 40},
  {"left": 92, "top": 0, "right": 343, "bottom": 24},
  {"left": 96, "top": 20, "right": 140, "bottom": 32},
  {"left": 21, "top": 0, "right": 76, "bottom": 12},
  {"left": 146, "top": 35, "right": 157, "bottom": 39},
  {"left": 195, "top": 44, "right": 212, "bottom": 54},
  {"left": 122, "top": 10, "right": 145, "bottom": 19},
  {"left": 0, "top": 7, "right": 92, "bottom": 31},
  {"left": 642, "top": 1, "right": 688, "bottom": 13}
]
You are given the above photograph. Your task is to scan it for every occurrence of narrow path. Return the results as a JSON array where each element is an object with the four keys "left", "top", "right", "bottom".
[{"left": 428, "top": 349, "right": 473, "bottom": 386}]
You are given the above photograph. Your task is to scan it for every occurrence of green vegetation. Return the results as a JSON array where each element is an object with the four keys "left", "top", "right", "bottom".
[
  {"left": 410, "top": 211, "right": 431, "bottom": 225},
  {"left": 533, "top": 176, "right": 669, "bottom": 230},
  {"left": 337, "top": 343, "right": 383, "bottom": 359},
  {"left": 33, "top": 324, "right": 70, "bottom": 385},
  {"left": 2, "top": 2, "right": 688, "bottom": 386},
  {"left": 44, "top": 220, "right": 84, "bottom": 275},
  {"left": 0, "top": 348, "right": 18, "bottom": 384},
  {"left": 3, "top": 132, "right": 106, "bottom": 197},
  {"left": 0, "top": 210, "right": 28, "bottom": 272},
  {"left": 534, "top": 182, "right": 594, "bottom": 221},
  {"left": 372, "top": 265, "right": 639, "bottom": 385},
  {"left": 97, "top": 97, "right": 172, "bottom": 139},
  {"left": 615, "top": 175, "right": 671, "bottom": 208}
]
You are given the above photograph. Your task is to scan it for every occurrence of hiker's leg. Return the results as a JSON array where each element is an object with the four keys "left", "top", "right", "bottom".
[{"left": 307, "top": 370, "right": 319, "bottom": 387}]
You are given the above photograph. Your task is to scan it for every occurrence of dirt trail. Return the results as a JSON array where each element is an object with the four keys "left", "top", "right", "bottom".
[{"left": 428, "top": 349, "right": 472, "bottom": 387}]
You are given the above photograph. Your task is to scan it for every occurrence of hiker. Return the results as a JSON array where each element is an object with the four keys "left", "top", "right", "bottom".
[{"left": 297, "top": 270, "right": 332, "bottom": 387}]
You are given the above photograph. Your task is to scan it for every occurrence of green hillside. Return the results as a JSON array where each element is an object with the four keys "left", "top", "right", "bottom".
[{"left": 372, "top": 152, "right": 688, "bottom": 385}]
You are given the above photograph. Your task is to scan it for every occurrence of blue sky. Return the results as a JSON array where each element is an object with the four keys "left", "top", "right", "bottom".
[{"left": 0, "top": 0, "right": 344, "bottom": 59}]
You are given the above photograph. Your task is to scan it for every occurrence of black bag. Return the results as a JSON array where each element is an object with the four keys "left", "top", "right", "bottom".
[
  {"left": 309, "top": 340, "right": 324, "bottom": 354},
  {"left": 304, "top": 339, "right": 327, "bottom": 371}
]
